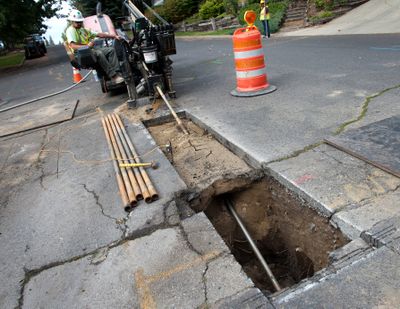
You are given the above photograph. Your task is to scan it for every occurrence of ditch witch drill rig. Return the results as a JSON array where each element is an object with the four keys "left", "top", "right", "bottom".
[{"left": 73, "top": 0, "right": 176, "bottom": 107}]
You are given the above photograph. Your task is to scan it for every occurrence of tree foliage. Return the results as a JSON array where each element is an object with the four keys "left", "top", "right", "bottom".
[
  {"left": 199, "top": 0, "right": 224, "bottom": 19},
  {"left": 0, "top": 0, "right": 59, "bottom": 47},
  {"left": 222, "top": 0, "right": 238, "bottom": 15},
  {"left": 150, "top": 0, "right": 200, "bottom": 24},
  {"left": 70, "top": 0, "right": 126, "bottom": 21}
]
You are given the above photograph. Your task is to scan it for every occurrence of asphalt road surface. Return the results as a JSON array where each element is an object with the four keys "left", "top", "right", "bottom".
[
  {"left": 173, "top": 33, "right": 400, "bottom": 162},
  {"left": 0, "top": 46, "right": 73, "bottom": 106}
]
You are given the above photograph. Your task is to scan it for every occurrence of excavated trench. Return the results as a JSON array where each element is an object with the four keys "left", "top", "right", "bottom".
[
  {"left": 204, "top": 179, "right": 348, "bottom": 293},
  {"left": 148, "top": 119, "right": 349, "bottom": 294}
]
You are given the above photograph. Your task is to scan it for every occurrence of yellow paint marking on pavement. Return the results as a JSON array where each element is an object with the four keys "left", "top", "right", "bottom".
[
  {"left": 343, "top": 183, "right": 371, "bottom": 203},
  {"left": 370, "top": 170, "right": 400, "bottom": 192},
  {"left": 135, "top": 268, "right": 156, "bottom": 309},
  {"left": 147, "top": 250, "right": 220, "bottom": 283},
  {"left": 367, "top": 175, "right": 386, "bottom": 195},
  {"left": 134, "top": 250, "right": 221, "bottom": 309}
]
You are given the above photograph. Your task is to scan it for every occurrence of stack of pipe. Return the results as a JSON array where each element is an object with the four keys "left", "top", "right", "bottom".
[{"left": 101, "top": 113, "right": 158, "bottom": 212}]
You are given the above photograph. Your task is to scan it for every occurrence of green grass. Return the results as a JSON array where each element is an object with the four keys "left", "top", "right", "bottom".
[
  {"left": 176, "top": 28, "right": 234, "bottom": 36},
  {"left": 309, "top": 10, "right": 335, "bottom": 23},
  {"left": 0, "top": 52, "right": 25, "bottom": 68}
]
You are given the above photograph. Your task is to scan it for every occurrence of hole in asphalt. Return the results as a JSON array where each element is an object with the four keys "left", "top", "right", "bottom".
[
  {"left": 147, "top": 119, "right": 349, "bottom": 294},
  {"left": 203, "top": 178, "right": 349, "bottom": 294}
]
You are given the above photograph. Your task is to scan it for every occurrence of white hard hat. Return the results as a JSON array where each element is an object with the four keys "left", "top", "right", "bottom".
[{"left": 68, "top": 9, "right": 85, "bottom": 22}]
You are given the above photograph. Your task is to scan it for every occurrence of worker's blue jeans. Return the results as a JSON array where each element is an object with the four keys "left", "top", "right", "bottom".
[{"left": 261, "top": 20, "right": 270, "bottom": 38}]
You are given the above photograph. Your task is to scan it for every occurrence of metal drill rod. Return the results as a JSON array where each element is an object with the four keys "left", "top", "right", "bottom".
[
  {"left": 141, "top": 1, "right": 169, "bottom": 25},
  {"left": 225, "top": 199, "right": 282, "bottom": 292},
  {"left": 155, "top": 85, "right": 189, "bottom": 135},
  {"left": 111, "top": 114, "right": 150, "bottom": 203},
  {"left": 101, "top": 118, "right": 131, "bottom": 212},
  {"left": 114, "top": 113, "right": 159, "bottom": 202},
  {"left": 124, "top": 0, "right": 152, "bottom": 24},
  {"left": 104, "top": 117, "right": 138, "bottom": 206},
  {"left": 107, "top": 115, "right": 143, "bottom": 201}
]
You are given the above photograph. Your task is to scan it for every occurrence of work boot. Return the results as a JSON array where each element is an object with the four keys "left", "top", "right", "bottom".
[{"left": 111, "top": 74, "right": 124, "bottom": 84}]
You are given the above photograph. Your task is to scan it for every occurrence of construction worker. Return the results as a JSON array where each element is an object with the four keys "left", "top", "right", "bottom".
[
  {"left": 260, "top": 0, "right": 270, "bottom": 38},
  {"left": 65, "top": 9, "right": 124, "bottom": 83}
]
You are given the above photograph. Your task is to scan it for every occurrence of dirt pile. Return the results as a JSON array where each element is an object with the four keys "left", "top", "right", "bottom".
[{"left": 148, "top": 120, "right": 251, "bottom": 189}]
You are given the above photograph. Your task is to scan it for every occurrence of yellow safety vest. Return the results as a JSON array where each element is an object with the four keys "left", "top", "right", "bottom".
[
  {"left": 65, "top": 26, "right": 96, "bottom": 53},
  {"left": 260, "top": 6, "right": 270, "bottom": 21}
]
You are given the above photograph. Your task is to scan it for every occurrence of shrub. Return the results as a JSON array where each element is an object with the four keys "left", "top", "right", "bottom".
[
  {"left": 223, "top": 0, "right": 239, "bottom": 15},
  {"left": 317, "top": 10, "right": 334, "bottom": 18},
  {"left": 315, "top": 0, "right": 348, "bottom": 11},
  {"left": 147, "top": 0, "right": 201, "bottom": 24},
  {"left": 309, "top": 10, "right": 334, "bottom": 23},
  {"left": 199, "top": 0, "right": 225, "bottom": 19},
  {"left": 315, "top": 0, "right": 325, "bottom": 10}
]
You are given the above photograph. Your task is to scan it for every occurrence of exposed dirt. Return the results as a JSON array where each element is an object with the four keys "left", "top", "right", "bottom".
[
  {"left": 148, "top": 120, "right": 251, "bottom": 189},
  {"left": 146, "top": 118, "right": 348, "bottom": 294},
  {"left": 115, "top": 98, "right": 169, "bottom": 124},
  {"left": 202, "top": 177, "right": 349, "bottom": 293}
]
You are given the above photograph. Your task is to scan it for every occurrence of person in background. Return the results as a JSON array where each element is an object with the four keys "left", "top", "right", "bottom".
[{"left": 260, "top": 0, "right": 270, "bottom": 38}]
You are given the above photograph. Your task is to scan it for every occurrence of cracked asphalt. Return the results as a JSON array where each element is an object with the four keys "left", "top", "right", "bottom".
[{"left": 1, "top": 32, "right": 400, "bottom": 308}]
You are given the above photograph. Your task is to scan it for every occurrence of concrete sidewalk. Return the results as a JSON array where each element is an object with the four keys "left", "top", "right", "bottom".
[
  {"left": 0, "top": 94, "right": 266, "bottom": 308},
  {"left": 22, "top": 213, "right": 259, "bottom": 308},
  {"left": 280, "top": 0, "right": 400, "bottom": 36},
  {"left": 7, "top": 99, "right": 399, "bottom": 308}
]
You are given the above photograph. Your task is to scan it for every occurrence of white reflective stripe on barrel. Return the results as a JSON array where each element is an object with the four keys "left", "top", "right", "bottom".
[
  {"left": 236, "top": 68, "right": 266, "bottom": 79},
  {"left": 234, "top": 48, "right": 264, "bottom": 59}
]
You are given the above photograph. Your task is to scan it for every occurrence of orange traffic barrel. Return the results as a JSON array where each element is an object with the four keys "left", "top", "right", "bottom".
[{"left": 231, "top": 27, "right": 276, "bottom": 97}]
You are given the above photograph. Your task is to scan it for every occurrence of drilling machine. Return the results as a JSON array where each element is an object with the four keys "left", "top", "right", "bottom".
[
  {"left": 76, "top": 0, "right": 177, "bottom": 107},
  {"left": 120, "top": 0, "right": 177, "bottom": 106}
]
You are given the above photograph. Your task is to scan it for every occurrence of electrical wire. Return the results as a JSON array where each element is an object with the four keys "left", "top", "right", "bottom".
[{"left": 0, "top": 70, "right": 93, "bottom": 114}]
